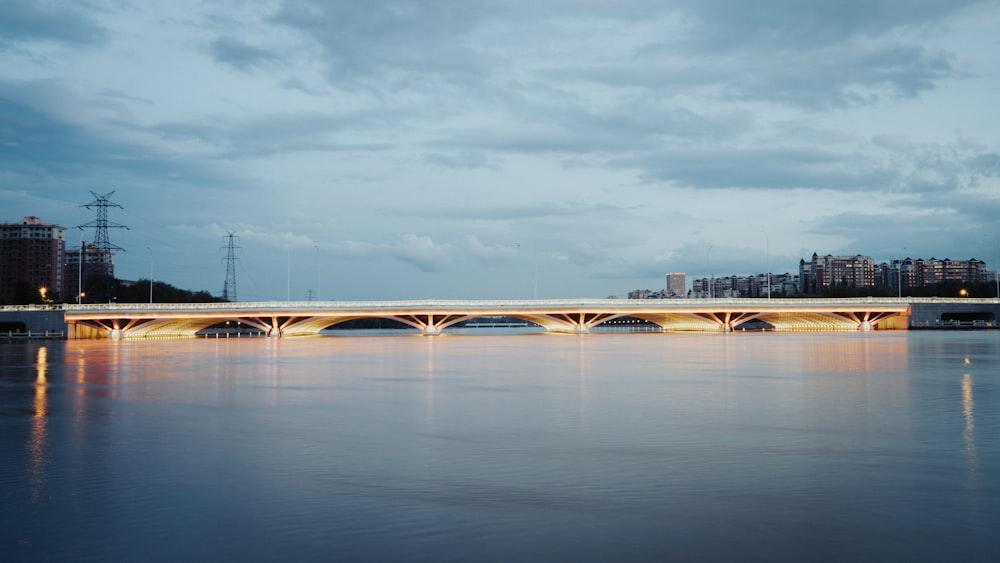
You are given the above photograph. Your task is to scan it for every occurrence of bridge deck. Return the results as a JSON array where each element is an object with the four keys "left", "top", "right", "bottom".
[{"left": 52, "top": 297, "right": 948, "bottom": 338}]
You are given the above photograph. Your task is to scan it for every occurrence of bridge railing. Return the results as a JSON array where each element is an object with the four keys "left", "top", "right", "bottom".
[{"left": 46, "top": 295, "right": 999, "bottom": 314}]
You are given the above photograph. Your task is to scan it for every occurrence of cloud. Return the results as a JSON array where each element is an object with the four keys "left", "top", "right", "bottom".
[
  {"left": 271, "top": 1, "right": 493, "bottom": 87},
  {"left": 967, "top": 152, "right": 1000, "bottom": 177},
  {"left": 564, "top": 29, "right": 962, "bottom": 110},
  {"left": 3, "top": 0, "right": 999, "bottom": 299},
  {"left": 673, "top": 0, "right": 989, "bottom": 52},
  {"left": 0, "top": 0, "right": 107, "bottom": 48},
  {"left": 422, "top": 150, "right": 504, "bottom": 171},
  {"left": 209, "top": 36, "right": 282, "bottom": 71},
  {"left": 152, "top": 109, "right": 400, "bottom": 159},
  {"left": 462, "top": 235, "right": 517, "bottom": 262},
  {"left": 618, "top": 145, "right": 889, "bottom": 191},
  {"left": 0, "top": 78, "right": 247, "bottom": 223},
  {"left": 389, "top": 234, "right": 452, "bottom": 272}
]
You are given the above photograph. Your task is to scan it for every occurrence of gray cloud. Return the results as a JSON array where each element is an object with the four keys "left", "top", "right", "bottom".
[
  {"left": 618, "top": 146, "right": 893, "bottom": 191},
  {"left": 0, "top": 0, "right": 107, "bottom": 48},
  {"left": 674, "top": 0, "right": 990, "bottom": 52},
  {"left": 152, "top": 111, "right": 395, "bottom": 159},
  {"left": 0, "top": 79, "right": 242, "bottom": 217},
  {"left": 3, "top": 1, "right": 998, "bottom": 298},
  {"left": 209, "top": 36, "right": 282, "bottom": 71},
  {"left": 272, "top": 1, "right": 493, "bottom": 87},
  {"left": 389, "top": 234, "right": 452, "bottom": 272}
]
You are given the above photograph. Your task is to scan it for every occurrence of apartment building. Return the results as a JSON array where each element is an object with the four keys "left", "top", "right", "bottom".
[
  {"left": 798, "top": 253, "right": 875, "bottom": 293},
  {"left": 0, "top": 216, "right": 66, "bottom": 303}
]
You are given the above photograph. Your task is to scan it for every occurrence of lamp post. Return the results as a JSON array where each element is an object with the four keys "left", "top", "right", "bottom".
[
  {"left": 78, "top": 237, "right": 85, "bottom": 304},
  {"left": 147, "top": 246, "right": 153, "bottom": 304},
  {"left": 315, "top": 245, "right": 321, "bottom": 301},
  {"left": 708, "top": 244, "right": 714, "bottom": 299},
  {"left": 514, "top": 243, "right": 520, "bottom": 299},
  {"left": 897, "top": 246, "right": 907, "bottom": 299},
  {"left": 760, "top": 230, "right": 770, "bottom": 300},
  {"left": 533, "top": 243, "right": 538, "bottom": 300}
]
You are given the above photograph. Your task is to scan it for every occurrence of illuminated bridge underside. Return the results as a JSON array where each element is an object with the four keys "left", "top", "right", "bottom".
[{"left": 63, "top": 299, "right": 912, "bottom": 339}]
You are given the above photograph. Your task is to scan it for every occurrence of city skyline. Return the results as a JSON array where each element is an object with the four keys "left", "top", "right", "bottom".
[
  {"left": 5, "top": 211, "right": 995, "bottom": 303},
  {"left": 3, "top": 1, "right": 999, "bottom": 300}
]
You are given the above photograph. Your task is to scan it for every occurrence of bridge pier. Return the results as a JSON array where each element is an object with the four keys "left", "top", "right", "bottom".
[{"left": 423, "top": 325, "right": 441, "bottom": 336}]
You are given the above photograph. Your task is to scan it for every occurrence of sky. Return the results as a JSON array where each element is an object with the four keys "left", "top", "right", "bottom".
[{"left": 3, "top": 0, "right": 1000, "bottom": 301}]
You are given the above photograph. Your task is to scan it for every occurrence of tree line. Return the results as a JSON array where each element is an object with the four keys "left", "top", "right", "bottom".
[{"left": 8, "top": 274, "right": 226, "bottom": 305}]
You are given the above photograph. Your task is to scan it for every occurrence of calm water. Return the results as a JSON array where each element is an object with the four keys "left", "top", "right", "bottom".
[{"left": 2, "top": 331, "right": 998, "bottom": 562}]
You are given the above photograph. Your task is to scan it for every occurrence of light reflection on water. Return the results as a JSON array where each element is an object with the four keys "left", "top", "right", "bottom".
[
  {"left": 29, "top": 346, "right": 47, "bottom": 500},
  {"left": 2, "top": 331, "right": 999, "bottom": 562}
]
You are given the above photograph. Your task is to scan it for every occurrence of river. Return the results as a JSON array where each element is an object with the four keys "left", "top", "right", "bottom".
[{"left": 2, "top": 331, "right": 998, "bottom": 561}]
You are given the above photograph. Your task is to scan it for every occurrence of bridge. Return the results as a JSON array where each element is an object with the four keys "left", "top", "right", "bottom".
[{"left": 57, "top": 298, "right": 932, "bottom": 339}]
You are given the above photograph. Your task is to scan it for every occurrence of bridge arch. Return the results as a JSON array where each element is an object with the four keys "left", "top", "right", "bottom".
[{"left": 61, "top": 299, "right": 914, "bottom": 339}]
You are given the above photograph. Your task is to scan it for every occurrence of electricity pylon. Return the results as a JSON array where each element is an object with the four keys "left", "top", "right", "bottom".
[
  {"left": 222, "top": 232, "right": 240, "bottom": 302},
  {"left": 77, "top": 190, "right": 128, "bottom": 254}
]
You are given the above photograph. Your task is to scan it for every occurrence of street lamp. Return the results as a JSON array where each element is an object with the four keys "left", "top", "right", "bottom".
[
  {"left": 896, "top": 246, "right": 907, "bottom": 299},
  {"left": 78, "top": 237, "right": 85, "bottom": 304},
  {"left": 760, "top": 230, "right": 770, "bottom": 300},
  {"left": 515, "top": 243, "right": 521, "bottom": 299},
  {"left": 708, "top": 244, "right": 714, "bottom": 299},
  {"left": 315, "top": 245, "right": 321, "bottom": 301},
  {"left": 147, "top": 246, "right": 153, "bottom": 304}
]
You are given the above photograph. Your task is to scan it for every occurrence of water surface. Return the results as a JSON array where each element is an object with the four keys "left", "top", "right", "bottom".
[{"left": 2, "top": 331, "right": 998, "bottom": 561}]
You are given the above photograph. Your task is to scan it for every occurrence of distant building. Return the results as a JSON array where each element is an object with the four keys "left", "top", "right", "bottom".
[
  {"left": 881, "top": 256, "right": 987, "bottom": 294},
  {"left": 799, "top": 253, "right": 874, "bottom": 292},
  {"left": 63, "top": 242, "right": 115, "bottom": 303},
  {"left": 666, "top": 272, "right": 685, "bottom": 297},
  {"left": 0, "top": 216, "right": 66, "bottom": 303},
  {"left": 628, "top": 288, "right": 671, "bottom": 299},
  {"left": 689, "top": 272, "right": 795, "bottom": 298},
  {"left": 880, "top": 257, "right": 919, "bottom": 294},
  {"left": 915, "top": 257, "right": 987, "bottom": 286}
]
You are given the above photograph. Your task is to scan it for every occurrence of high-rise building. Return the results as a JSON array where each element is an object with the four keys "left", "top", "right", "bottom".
[
  {"left": 666, "top": 272, "right": 685, "bottom": 297},
  {"left": 799, "top": 253, "right": 874, "bottom": 292},
  {"left": 913, "top": 257, "right": 987, "bottom": 286},
  {"left": 0, "top": 216, "right": 66, "bottom": 303}
]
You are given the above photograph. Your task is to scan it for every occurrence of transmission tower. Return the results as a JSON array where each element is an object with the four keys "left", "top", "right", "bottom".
[
  {"left": 77, "top": 190, "right": 128, "bottom": 253},
  {"left": 222, "top": 232, "right": 240, "bottom": 302}
]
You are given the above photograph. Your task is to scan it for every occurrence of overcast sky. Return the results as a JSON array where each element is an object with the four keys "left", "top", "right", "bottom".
[{"left": 3, "top": 0, "right": 999, "bottom": 300}]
